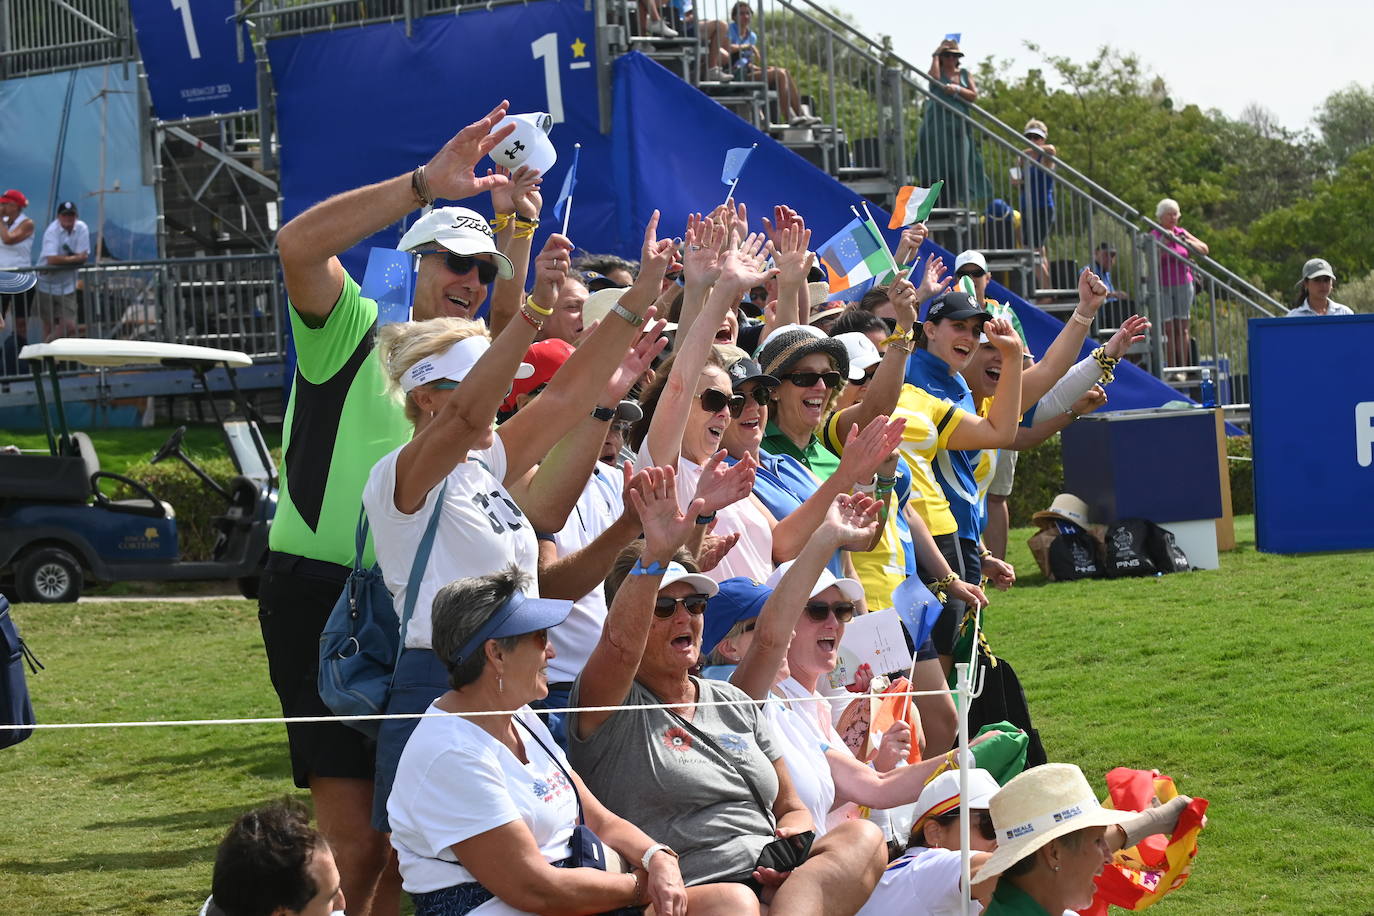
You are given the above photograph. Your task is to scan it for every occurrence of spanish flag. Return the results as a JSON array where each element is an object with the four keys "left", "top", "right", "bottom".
[{"left": 888, "top": 181, "right": 944, "bottom": 229}]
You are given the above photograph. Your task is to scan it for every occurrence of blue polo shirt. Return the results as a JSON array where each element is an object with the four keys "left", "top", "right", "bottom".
[
  {"left": 726, "top": 449, "right": 844, "bottom": 577},
  {"left": 905, "top": 348, "right": 984, "bottom": 541}
]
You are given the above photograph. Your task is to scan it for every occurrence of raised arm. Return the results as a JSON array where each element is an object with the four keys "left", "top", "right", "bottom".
[
  {"left": 943, "top": 318, "right": 1024, "bottom": 452},
  {"left": 732, "top": 494, "right": 879, "bottom": 700},
  {"left": 535, "top": 465, "right": 643, "bottom": 601},
  {"left": 487, "top": 165, "right": 543, "bottom": 334},
  {"left": 574, "top": 465, "right": 701, "bottom": 738},
  {"left": 277, "top": 101, "right": 515, "bottom": 322},
  {"left": 1018, "top": 268, "right": 1108, "bottom": 409},
  {"left": 676, "top": 213, "right": 727, "bottom": 339},
  {"left": 499, "top": 213, "right": 673, "bottom": 480}
]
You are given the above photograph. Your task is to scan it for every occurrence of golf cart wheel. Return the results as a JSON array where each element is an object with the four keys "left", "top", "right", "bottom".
[{"left": 16, "top": 547, "right": 84, "bottom": 603}]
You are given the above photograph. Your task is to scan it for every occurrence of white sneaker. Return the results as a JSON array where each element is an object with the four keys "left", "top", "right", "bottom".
[
  {"left": 648, "top": 19, "right": 679, "bottom": 37},
  {"left": 706, "top": 66, "right": 734, "bottom": 82}
]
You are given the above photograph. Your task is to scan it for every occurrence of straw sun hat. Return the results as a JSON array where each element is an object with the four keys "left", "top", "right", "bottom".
[{"left": 972, "top": 763, "right": 1134, "bottom": 884}]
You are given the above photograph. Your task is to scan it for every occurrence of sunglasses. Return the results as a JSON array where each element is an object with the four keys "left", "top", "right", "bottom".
[
  {"left": 738, "top": 383, "right": 777, "bottom": 406},
  {"left": 782, "top": 370, "right": 844, "bottom": 390},
  {"left": 857, "top": 367, "right": 879, "bottom": 385},
  {"left": 653, "top": 594, "right": 710, "bottom": 618},
  {"left": 804, "top": 600, "right": 856, "bottom": 623},
  {"left": 957, "top": 268, "right": 987, "bottom": 279},
  {"left": 698, "top": 388, "right": 747, "bottom": 418},
  {"left": 937, "top": 810, "right": 997, "bottom": 841},
  {"left": 425, "top": 251, "right": 499, "bottom": 285}
]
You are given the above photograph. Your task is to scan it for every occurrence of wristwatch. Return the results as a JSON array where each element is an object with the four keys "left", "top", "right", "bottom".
[{"left": 591, "top": 405, "right": 617, "bottom": 422}]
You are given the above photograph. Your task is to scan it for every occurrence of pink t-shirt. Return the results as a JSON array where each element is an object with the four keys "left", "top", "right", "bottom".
[{"left": 1152, "top": 227, "right": 1194, "bottom": 287}]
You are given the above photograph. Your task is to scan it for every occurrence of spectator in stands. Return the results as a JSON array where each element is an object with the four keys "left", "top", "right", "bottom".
[
  {"left": 1287, "top": 258, "right": 1353, "bottom": 317},
  {"left": 574, "top": 252, "right": 639, "bottom": 288},
  {"left": 973, "top": 764, "right": 1192, "bottom": 916},
  {"left": 982, "top": 199, "right": 1022, "bottom": 252},
  {"left": 637, "top": 0, "right": 679, "bottom": 37},
  {"left": 854, "top": 769, "right": 1003, "bottom": 916},
  {"left": 386, "top": 566, "right": 689, "bottom": 916},
  {"left": 1088, "top": 242, "right": 1124, "bottom": 300},
  {"left": 919, "top": 39, "right": 991, "bottom": 209},
  {"left": 266, "top": 104, "right": 523, "bottom": 915},
  {"left": 1014, "top": 120, "right": 1056, "bottom": 295},
  {"left": 36, "top": 200, "right": 90, "bottom": 342},
  {"left": 364, "top": 215, "right": 671, "bottom": 836},
  {"left": 201, "top": 801, "right": 346, "bottom": 916},
  {"left": 706, "top": 3, "right": 817, "bottom": 125},
  {"left": 1151, "top": 198, "right": 1208, "bottom": 367},
  {"left": 537, "top": 271, "right": 587, "bottom": 343},
  {"left": 570, "top": 466, "right": 888, "bottom": 913},
  {"left": 0, "top": 189, "right": 36, "bottom": 350}
]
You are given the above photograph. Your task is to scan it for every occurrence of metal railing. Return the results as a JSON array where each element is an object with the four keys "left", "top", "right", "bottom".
[
  {"left": 242, "top": 0, "right": 539, "bottom": 38},
  {"left": 0, "top": 0, "right": 133, "bottom": 78},
  {"left": 1, "top": 255, "right": 285, "bottom": 380}
]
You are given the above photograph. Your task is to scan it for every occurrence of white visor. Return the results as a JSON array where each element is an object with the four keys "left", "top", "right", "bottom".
[{"left": 401, "top": 336, "right": 534, "bottom": 393}]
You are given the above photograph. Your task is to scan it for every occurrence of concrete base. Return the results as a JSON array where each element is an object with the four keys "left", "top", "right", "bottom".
[{"left": 1158, "top": 518, "right": 1220, "bottom": 570}]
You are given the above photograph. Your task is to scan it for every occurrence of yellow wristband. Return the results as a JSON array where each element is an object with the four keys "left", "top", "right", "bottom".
[
  {"left": 525, "top": 294, "right": 553, "bottom": 317},
  {"left": 512, "top": 225, "right": 537, "bottom": 241},
  {"left": 490, "top": 213, "right": 513, "bottom": 234}
]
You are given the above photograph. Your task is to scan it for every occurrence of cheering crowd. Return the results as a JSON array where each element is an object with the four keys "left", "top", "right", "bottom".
[{"left": 214, "top": 103, "right": 1197, "bottom": 916}]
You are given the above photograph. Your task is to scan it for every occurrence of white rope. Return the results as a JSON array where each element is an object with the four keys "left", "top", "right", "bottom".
[{"left": 19, "top": 684, "right": 965, "bottom": 731}]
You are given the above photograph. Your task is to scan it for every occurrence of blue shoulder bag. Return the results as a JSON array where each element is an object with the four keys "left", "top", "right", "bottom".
[{"left": 319, "top": 483, "right": 447, "bottom": 738}]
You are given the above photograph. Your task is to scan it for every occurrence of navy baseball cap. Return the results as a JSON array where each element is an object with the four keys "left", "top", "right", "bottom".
[
  {"left": 579, "top": 270, "right": 623, "bottom": 292},
  {"left": 449, "top": 591, "right": 573, "bottom": 666},
  {"left": 56, "top": 200, "right": 77, "bottom": 215},
  {"left": 725, "top": 356, "right": 779, "bottom": 391},
  {"left": 702, "top": 577, "right": 772, "bottom": 657},
  {"left": 922, "top": 290, "right": 991, "bottom": 324}
]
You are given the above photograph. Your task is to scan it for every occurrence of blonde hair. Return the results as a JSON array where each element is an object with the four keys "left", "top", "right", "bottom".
[{"left": 376, "top": 317, "right": 490, "bottom": 425}]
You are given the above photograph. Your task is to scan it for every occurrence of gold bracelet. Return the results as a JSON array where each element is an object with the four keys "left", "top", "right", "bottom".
[
  {"left": 525, "top": 294, "right": 553, "bottom": 317},
  {"left": 489, "top": 213, "right": 513, "bottom": 234},
  {"left": 517, "top": 306, "right": 543, "bottom": 330}
]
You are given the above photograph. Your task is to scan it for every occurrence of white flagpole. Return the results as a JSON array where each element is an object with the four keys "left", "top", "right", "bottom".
[{"left": 561, "top": 142, "right": 580, "bottom": 237}]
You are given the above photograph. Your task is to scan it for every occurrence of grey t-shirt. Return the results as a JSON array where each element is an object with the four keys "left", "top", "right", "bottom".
[{"left": 568, "top": 676, "right": 781, "bottom": 885}]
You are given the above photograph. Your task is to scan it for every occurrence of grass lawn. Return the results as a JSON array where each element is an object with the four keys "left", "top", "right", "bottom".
[{"left": 2, "top": 517, "right": 1371, "bottom": 914}]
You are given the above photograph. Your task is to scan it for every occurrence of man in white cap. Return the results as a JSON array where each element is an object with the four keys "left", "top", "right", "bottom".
[
  {"left": 1286, "top": 258, "right": 1353, "bottom": 317},
  {"left": 261, "top": 102, "right": 573, "bottom": 916}
]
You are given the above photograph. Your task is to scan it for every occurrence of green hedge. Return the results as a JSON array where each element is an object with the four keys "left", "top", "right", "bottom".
[
  {"left": 115, "top": 458, "right": 242, "bottom": 561},
  {"left": 1007, "top": 433, "right": 1254, "bottom": 526}
]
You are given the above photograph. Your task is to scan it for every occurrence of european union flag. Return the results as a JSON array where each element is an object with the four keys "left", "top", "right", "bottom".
[
  {"left": 721, "top": 146, "right": 755, "bottom": 184},
  {"left": 817, "top": 218, "right": 889, "bottom": 293},
  {"left": 554, "top": 146, "right": 579, "bottom": 219},
  {"left": 891, "top": 576, "right": 944, "bottom": 650},
  {"left": 361, "top": 247, "right": 414, "bottom": 326}
]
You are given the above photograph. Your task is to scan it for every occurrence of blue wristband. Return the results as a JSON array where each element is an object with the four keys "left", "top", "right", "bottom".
[{"left": 630, "top": 558, "right": 669, "bottom": 576}]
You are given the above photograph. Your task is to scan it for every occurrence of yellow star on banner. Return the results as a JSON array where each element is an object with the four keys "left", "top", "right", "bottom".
[{"left": 571, "top": 37, "right": 587, "bottom": 58}]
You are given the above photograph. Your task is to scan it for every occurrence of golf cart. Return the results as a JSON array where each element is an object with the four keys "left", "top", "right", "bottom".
[{"left": 0, "top": 339, "right": 277, "bottom": 602}]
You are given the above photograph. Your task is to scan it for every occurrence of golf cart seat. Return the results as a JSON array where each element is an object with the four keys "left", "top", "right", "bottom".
[{"left": 73, "top": 432, "right": 173, "bottom": 519}]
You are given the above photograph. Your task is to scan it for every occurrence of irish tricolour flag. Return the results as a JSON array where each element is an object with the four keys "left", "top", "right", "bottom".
[{"left": 888, "top": 181, "right": 944, "bottom": 229}]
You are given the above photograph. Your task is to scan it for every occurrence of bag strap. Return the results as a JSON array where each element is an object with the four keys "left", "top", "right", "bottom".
[
  {"left": 397, "top": 481, "right": 450, "bottom": 649},
  {"left": 514, "top": 715, "right": 585, "bottom": 825},
  {"left": 647, "top": 681, "right": 776, "bottom": 830},
  {"left": 352, "top": 505, "right": 370, "bottom": 573}
]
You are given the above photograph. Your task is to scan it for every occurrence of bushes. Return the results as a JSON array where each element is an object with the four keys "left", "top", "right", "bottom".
[{"left": 115, "top": 457, "right": 241, "bottom": 562}]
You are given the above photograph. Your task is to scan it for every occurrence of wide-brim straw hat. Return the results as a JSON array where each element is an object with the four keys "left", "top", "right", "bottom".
[
  {"left": 1031, "top": 493, "right": 1092, "bottom": 529},
  {"left": 972, "top": 763, "right": 1135, "bottom": 884}
]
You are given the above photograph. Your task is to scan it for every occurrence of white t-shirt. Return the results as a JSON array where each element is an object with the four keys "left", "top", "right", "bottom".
[
  {"left": 36, "top": 218, "right": 90, "bottom": 294},
  {"left": 772, "top": 677, "right": 864, "bottom": 832},
  {"left": 547, "top": 462, "right": 623, "bottom": 683},
  {"left": 857, "top": 847, "right": 981, "bottom": 916},
  {"left": 388, "top": 706, "right": 578, "bottom": 906},
  {"left": 364, "top": 435, "right": 539, "bottom": 649},
  {"left": 0, "top": 214, "right": 33, "bottom": 268}
]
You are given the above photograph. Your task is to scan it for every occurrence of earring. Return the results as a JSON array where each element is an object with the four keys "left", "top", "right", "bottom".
[
  {"left": 430, "top": 410, "right": 436, "bottom": 419},
  {"left": 1053, "top": 865, "right": 1060, "bottom": 872},
  {"left": 498, "top": 676, "right": 504, "bottom": 695}
]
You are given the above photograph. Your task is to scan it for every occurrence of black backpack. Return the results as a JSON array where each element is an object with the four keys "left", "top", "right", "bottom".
[
  {"left": 1147, "top": 523, "right": 1190, "bottom": 574},
  {"left": 2, "top": 595, "right": 43, "bottom": 749},
  {"left": 1105, "top": 518, "right": 1158, "bottom": 577},
  {"left": 1047, "top": 521, "right": 1103, "bottom": 581}
]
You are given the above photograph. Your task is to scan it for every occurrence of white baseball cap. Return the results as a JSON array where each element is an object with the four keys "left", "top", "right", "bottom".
[
  {"left": 659, "top": 561, "right": 720, "bottom": 597},
  {"left": 911, "top": 768, "right": 1002, "bottom": 834},
  {"left": 833, "top": 331, "right": 881, "bottom": 381},
  {"left": 400, "top": 335, "right": 534, "bottom": 393},
  {"left": 764, "top": 559, "right": 864, "bottom": 602},
  {"left": 488, "top": 112, "right": 557, "bottom": 176},
  {"left": 954, "top": 250, "right": 988, "bottom": 276},
  {"left": 397, "top": 206, "right": 515, "bottom": 279}
]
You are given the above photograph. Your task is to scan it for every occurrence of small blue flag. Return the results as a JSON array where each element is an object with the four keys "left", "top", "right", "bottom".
[
  {"left": 554, "top": 146, "right": 579, "bottom": 219},
  {"left": 891, "top": 577, "right": 944, "bottom": 650},
  {"left": 945, "top": 32, "right": 961, "bottom": 42},
  {"left": 360, "top": 247, "right": 414, "bottom": 326},
  {"left": 721, "top": 146, "right": 755, "bottom": 185}
]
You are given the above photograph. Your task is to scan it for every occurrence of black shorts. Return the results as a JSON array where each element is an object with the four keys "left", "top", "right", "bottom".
[
  {"left": 922, "top": 533, "right": 982, "bottom": 656},
  {"left": 258, "top": 552, "right": 376, "bottom": 788},
  {"left": 1023, "top": 203, "right": 1055, "bottom": 248}
]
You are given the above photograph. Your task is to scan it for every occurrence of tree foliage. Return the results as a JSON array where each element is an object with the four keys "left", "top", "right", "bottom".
[{"left": 1315, "top": 82, "right": 1374, "bottom": 168}]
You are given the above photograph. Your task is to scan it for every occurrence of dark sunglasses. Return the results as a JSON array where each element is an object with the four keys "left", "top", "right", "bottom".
[
  {"left": 738, "top": 383, "right": 777, "bottom": 407},
  {"left": 957, "top": 268, "right": 987, "bottom": 279},
  {"left": 427, "top": 251, "right": 499, "bottom": 285},
  {"left": 653, "top": 594, "right": 710, "bottom": 618},
  {"left": 937, "top": 810, "right": 997, "bottom": 841},
  {"left": 699, "top": 388, "right": 747, "bottom": 418},
  {"left": 782, "top": 370, "right": 844, "bottom": 390},
  {"left": 804, "top": 600, "right": 855, "bottom": 623},
  {"left": 857, "top": 367, "right": 879, "bottom": 385}
]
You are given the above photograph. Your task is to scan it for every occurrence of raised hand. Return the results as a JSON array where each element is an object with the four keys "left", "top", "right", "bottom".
[
  {"left": 835, "top": 415, "right": 907, "bottom": 489},
  {"left": 916, "top": 252, "right": 952, "bottom": 304},
  {"left": 604, "top": 316, "right": 669, "bottom": 402},
  {"left": 423, "top": 101, "right": 517, "bottom": 201},
  {"left": 697, "top": 528, "right": 741, "bottom": 572},
  {"left": 894, "top": 223, "right": 929, "bottom": 265},
  {"left": 531, "top": 233, "right": 573, "bottom": 304},
  {"left": 489, "top": 164, "right": 542, "bottom": 218},
  {"left": 1076, "top": 267, "right": 1109, "bottom": 315},
  {"left": 692, "top": 450, "right": 756, "bottom": 515},
  {"left": 636, "top": 210, "right": 676, "bottom": 292},
  {"left": 771, "top": 224, "right": 814, "bottom": 287},
  {"left": 1105, "top": 314, "right": 1150, "bottom": 359},
  {"left": 1070, "top": 384, "right": 1107, "bottom": 417},
  {"left": 683, "top": 215, "right": 728, "bottom": 288},
  {"left": 718, "top": 230, "right": 777, "bottom": 294},
  {"left": 761, "top": 204, "right": 805, "bottom": 242},
  {"left": 817, "top": 492, "right": 881, "bottom": 552},
  {"left": 982, "top": 316, "right": 1022, "bottom": 356},
  {"left": 629, "top": 464, "right": 702, "bottom": 562}
]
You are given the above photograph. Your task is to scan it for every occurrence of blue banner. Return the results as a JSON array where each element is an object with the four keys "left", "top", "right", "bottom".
[
  {"left": 1249, "top": 314, "right": 1374, "bottom": 553},
  {"left": 130, "top": 0, "right": 257, "bottom": 120}
]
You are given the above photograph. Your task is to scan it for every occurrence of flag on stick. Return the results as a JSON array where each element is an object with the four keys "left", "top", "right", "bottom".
[
  {"left": 361, "top": 247, "right": 414, "bottom": 326},
  {"left": 818, "top": 218, "right": 892, "bottom": 294},
  {"left": 888, "top": 181, "right": 944, "bottom": 228},
  {"left": 554, "top": 143, "right": 580, "bottom": 234},
  {"left": 721, "top": 143, "right": 757, "bottom": 205}
]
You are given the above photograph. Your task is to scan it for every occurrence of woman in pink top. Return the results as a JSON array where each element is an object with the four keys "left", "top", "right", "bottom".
[{"left": 1151, "top": 198, "right": 1209, "bottom": 367}]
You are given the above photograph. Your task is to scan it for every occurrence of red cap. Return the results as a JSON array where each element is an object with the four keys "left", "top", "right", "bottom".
[
  {"left": 501, "top": 339, "right": 575, "bottom": 413},
  {"left": 0, "top": 189, "right": 28, "bottom": 207}
]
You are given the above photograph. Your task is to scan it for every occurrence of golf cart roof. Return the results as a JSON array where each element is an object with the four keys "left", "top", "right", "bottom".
[{"left": 18, "top": 338, "right": 253, "bottom": 368}]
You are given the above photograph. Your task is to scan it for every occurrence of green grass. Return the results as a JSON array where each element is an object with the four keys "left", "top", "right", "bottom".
[
  {"left": 2, "top": 518, "right": 1371, "bottom": 914},
  {"left": 0, "top": 424, "right": 283, "bottom": 478}
]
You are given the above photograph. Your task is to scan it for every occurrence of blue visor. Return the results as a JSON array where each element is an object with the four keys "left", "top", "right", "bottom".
[{"left": 449, "top": 592, "right": 574, "bottom": 666}]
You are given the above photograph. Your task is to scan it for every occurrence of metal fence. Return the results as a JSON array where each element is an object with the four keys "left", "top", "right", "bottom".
[
  {"left": 2, "top": 255, "right": 285, "bottom": 380},
  {"left": 0, "top": 0, "right": 132, "bottom": 77}
]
